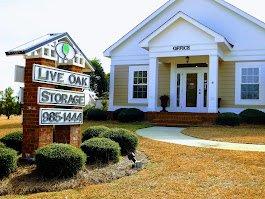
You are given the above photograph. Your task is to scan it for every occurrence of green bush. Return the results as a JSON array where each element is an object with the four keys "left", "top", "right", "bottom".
[
  {"left": 0, "top": 147, "right": 18, "bottom": 179},
  {"left": 0, "top": 142, "right": 6, "bottom": 148},
  {"left": 216, "top": 113, "right": 240, "bottom": 126},
  {"left": 117, "top": 108, "right": 145, "bottom": 123},
  {"left": 113, "top": 108, "right": 127, "bottom": 120},
  {"left": 85, "top": 108, "right": 108, "bottom": 121},
  {"left": 0, "top": 131, "right": 23, "bottom": 153},
  {"left": 81, "top": 138, "right": 120, "bottom": 164},
  {"left": 82, "top": 126, "right": 110, "bottom": 142},
  {"left": 239, "top": 109, "right": 265, "bottom": 124},
  {"left": 101, "top": 128, "right": 138, "bottom": 155},
  {"left": 35, "top": 144, "right": 86, "bottom": 179}
]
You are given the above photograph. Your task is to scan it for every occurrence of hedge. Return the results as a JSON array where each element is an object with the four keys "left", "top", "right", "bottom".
[
  {"left": 0, "top": 147, "right": 18, "bottom": 179},
  {"left": 0, "top": 142, "right": 5, "bottom": 148},
  {"left": 100, "top": 128, "right": 138, "bottom": 155},
  {"left": 82, "top": 126, "right": 110, "bottom": 142},
  {"left": 0, "top": 131, "right": 23, "bottom": 153},
  {"left": 81, "top": 138, "right": 120, "bottom": 164},
  {"left": 216, "top": 113, "right": 240, "bottom": 126},
  {"left": 35, "top": 144, "right": 86, "bottom": 179},
  {"left": 239, "top": 109, "right": 265, "bottom": 124},
  {"left": 113, "top": 108, "right": 127, "bottom": 120},
  {"left": 85, "top": 108, "right": 108, "bottom": 121},
  {"left": 117, "top": 108, "right": 145, "bottom": 123}
]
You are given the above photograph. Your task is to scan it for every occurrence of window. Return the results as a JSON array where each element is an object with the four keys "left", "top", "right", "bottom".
[
  {"left": 235, "top": 62, "right": 264, "bottom": 105},
  {"left": 133, "top": 71, "right": 148, "bottom": 99},
  {"left": 128, "top": 66, "right": 148, "bottom": 104},
  {"left": 241, "top": 68, "right": 259, "bottom": 99}
]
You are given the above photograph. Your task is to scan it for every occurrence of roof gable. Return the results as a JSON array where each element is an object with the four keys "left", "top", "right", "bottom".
[
  {"left": 139, "top": 12, "right": 232, "bottom": 50},
  {"left": 104, "top": 0, "right": 265, "bottom": 57}
]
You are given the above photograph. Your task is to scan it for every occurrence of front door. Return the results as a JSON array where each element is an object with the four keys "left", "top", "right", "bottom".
[{"left": 176, "top": 68, "right": 208, "bottom": 112}]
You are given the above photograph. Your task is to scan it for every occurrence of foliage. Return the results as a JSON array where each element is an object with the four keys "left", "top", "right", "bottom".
[
  {"left": 82, "top": 126, "right": 110, "bottom": 142},
  {"left": 101, "top": 100, "right": 108, "bottom": 111},
  {"left": 239, "top": 109, "right": 265, "bottom": 124},
  {"left": 113, "top": 108, "right": 127, "bottom": 120},
  {"left": 85, "top": 108, "right": 108, "bottom": 121},
  {"left": 81, "top": 138, "right": 120, "bottom": 164},
  {"left": 89, "top": 58, "right": 109, "bottom": 98},
  {"left": 0, "top": 91, "right": 3, "bottom": 116},
  {"left": 0, "top": 147, "right": 18, "bottom": 179},
  {"left": 1, "top": 87, "right": 21, "bottom": 119},
  {"left": 100, "top": 128, "right": 138, "bottom": 155},
  {"left": 216, "top": 113, "right": 240, "bottom": 126},
  {"left": 117, "top": 108, "right": 145, "bottom": 123},
  {"left": 35, "top": 144, "right": 86, "bottom": 179},
  {"left": 0, "top": 142, "right": 6, "bottom": 148},
  {"left": 0, "top": 131, "right": 23, "bottom": 153}
]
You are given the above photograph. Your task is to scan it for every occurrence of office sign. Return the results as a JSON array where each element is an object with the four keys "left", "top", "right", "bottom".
[
  {"left": 38, "top": 87, "right": 85, "bottom": 107},
  {"left": 33, "top": 64, "right": 90, "bottom": 89},
  {"left": 39, "top": 108, "right": 83, "bottom": 125},
  {"left": 173, "top": 46, "right": 190, "bottom": 51}
]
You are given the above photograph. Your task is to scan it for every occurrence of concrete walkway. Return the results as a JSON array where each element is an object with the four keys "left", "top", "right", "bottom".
[{"left": 136, "top": 127, "right": 265, "bottom": 152}]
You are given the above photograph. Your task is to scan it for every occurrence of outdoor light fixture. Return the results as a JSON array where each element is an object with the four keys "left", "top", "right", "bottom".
[
  {"left": 185, "top": 56, "right": 190, "bottom": 64},
  {"left": 128, "top": 152, "right": 143, "bottom": 169},
  {"left": 128, "top": 152, "right": 136, "bottom": 163}
]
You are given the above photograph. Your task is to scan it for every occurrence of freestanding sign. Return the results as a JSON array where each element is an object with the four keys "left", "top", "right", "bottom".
[{"left": 6, "top": 33, "right": 94, "bottom": 157}]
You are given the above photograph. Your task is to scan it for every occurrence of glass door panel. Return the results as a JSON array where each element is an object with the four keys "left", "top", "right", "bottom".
[{"left": 186, "top": 73, "right": 197, "bottom": 107}]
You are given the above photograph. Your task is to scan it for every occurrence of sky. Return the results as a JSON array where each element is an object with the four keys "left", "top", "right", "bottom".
[{"left": 1, "top": 0, "right": 265, "bottom": 93}]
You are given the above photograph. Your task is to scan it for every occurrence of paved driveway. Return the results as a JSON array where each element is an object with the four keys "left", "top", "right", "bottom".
[{"left": 137, "top": 127, "right": 265, "bottom": 152}]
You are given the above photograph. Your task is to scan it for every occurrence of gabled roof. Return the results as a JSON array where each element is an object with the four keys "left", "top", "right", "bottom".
[
  {"left": 139, "top": 12, "right": 233, "bottom": 50},
  {"left": 104, "top": 0, "right": 265, "bottom": 57},
  {"left": 6, "top": 32, "right": 94, "bottom": 71}
]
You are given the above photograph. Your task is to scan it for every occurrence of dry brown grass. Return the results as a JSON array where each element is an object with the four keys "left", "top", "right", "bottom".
[
  {"left": 183, "top": 125, "right": 265, "bottom": 145},
  {"left": 1, "top": 118, "right": 265, "bottom": 198},
  {"left": 0, "top": 116, "right": 22, "bottom": 138}
]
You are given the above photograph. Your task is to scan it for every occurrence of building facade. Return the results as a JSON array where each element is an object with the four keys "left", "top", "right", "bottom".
[{"left": 104, "top": 0, "right": 265, "bottom": 114}]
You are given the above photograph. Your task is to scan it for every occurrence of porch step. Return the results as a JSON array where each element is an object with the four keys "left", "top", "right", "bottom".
[{"left": 146, "top": 112, "right": 217, "bottom": 126}]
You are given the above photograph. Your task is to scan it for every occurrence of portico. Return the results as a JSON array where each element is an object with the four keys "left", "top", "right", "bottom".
[{"left": 140, "top": 12, "right": 232, "bottom": 113}]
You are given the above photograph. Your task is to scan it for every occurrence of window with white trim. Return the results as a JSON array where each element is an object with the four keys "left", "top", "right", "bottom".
[
  {"left": 235, "top": 62, "right": 264, "bottom": 105},
  {"left": 241, "top": 68, "right": 259, "bottom": 100},
  {"left": 128, "top": 66, "right": 148, "bottom": 104},
  {"left": 133, "top": 71, "right": 148, "bottom": 99}
]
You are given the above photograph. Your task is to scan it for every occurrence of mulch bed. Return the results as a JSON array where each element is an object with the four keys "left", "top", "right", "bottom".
[{"left": 0, "top": 151, "right": 148, "bottom": 196}]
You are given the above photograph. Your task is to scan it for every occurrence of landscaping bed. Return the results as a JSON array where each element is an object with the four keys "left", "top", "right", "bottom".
[{"left": 0, "top": 151, "right": 148, "bottom": 196}]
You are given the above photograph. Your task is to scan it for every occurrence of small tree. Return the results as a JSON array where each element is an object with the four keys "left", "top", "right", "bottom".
[
  {"left": 2, "top": 87, "right": 18, "bottom": 119},
  {"left": 89, "top": 58, "right": 108, "bottom": 98}
]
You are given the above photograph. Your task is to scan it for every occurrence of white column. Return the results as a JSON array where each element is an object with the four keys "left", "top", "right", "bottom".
[
  {"left": 170, "top": 61, "right": 177, "bottom": 111},
  {"left": 108, "top": 65, "right": 115, "bottom": 111},
  {"left": 208, "top": 55, "right": 219, "bottom": 113},
  {"left": 148, "top": 57, "right": 159, "bottom": 112}
]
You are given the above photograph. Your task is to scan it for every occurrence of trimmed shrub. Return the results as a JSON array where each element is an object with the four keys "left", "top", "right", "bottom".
[
  {"left": 239, "top": 109, "right": 265, "bottom": 124},
  {"left": 113, "top": 108, "right": 127, "bottom": 120},
  {"left": 85, "top": 108, "right": 108, "bottom": 121},
  {"left": 35, "top": 144, "right": 86, "bottom": 179},
  {"left": 0, "top": 147, "right": 18, "bottom": 179},
  {"left": 0, "top": 142, "right": 6, "bottom": 148},
  {"left": 82, "top": 126, "right": 110, "bottom": 142},
  {"left": 0, "top": 131, "right": 23, "bottom": 153},
  {"left": 81, "top": 138, "right": 120, "bottom": 164},
  {"left": 216, "top": 113, "right": 240, "bottom": 126},
  {"left": 117, "top": 108, "right": 145, "bottom": 123},
  {"left": 101, "top": 128, "right": 138, "bottom": 155}
]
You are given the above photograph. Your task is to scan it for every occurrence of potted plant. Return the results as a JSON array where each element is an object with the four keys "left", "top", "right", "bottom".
[{"left": 160, "top": 95, "right": 170, "bottom": 112}]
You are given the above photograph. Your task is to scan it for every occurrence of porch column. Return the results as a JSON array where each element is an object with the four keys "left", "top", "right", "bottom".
[
  {"left": 208, "top": 55, "right": 219, "bottom": 113},
  {"left": 148, "top": 57, "right": 159, "bottom": 112}
]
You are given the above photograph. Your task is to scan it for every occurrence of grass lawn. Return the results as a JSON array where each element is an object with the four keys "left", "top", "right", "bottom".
[
  {"left": 182, "top": 125, "right": 265, "bottom": 145},
  {"left": 1, "top": 117, "right": 265, "bottom": 198}
]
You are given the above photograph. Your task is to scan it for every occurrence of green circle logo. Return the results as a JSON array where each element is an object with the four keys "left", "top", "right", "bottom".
[{"left": 56, "top": 42, "right": 76, "bottom": 60}]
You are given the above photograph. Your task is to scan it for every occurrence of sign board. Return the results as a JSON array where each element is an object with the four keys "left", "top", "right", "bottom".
[
  {"left": 38, "top": 87, "right": 85, "bottom": 107},
  {"left": 33, "top": 64, "right": 90, "bottom": 89},
  {"left": 173, "top": 46, "right": 190, "bottom": 51},
  {"left": 39, "top": 108, "right": 83, "bottom": 125}
]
